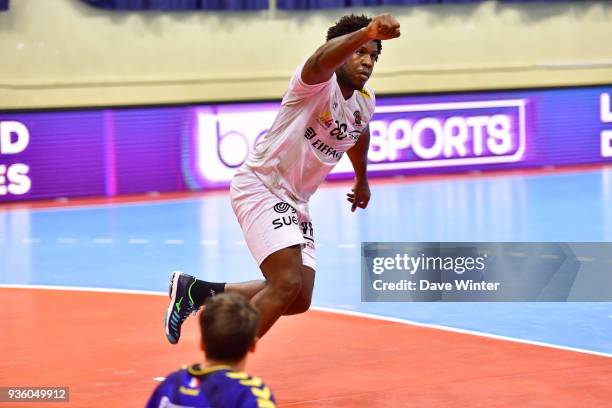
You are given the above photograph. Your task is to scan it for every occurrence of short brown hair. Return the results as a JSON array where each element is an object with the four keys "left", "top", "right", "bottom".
[{"left": 199, "top": 293, "right": 260, "bottom": 363}]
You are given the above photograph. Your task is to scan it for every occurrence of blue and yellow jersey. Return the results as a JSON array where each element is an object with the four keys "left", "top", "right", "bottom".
[{"left": 146, "top": 364, "right": 276, "bottom": 408}]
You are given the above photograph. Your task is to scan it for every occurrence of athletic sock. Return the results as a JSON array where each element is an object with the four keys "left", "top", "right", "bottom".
[{"left": 190, "top": 279, "right": 226, "bottom": 306}]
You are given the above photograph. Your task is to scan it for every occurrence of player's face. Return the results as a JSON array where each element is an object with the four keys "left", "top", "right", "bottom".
[{"left": 337, "top": 40, "right": 379, "bottom": 90}]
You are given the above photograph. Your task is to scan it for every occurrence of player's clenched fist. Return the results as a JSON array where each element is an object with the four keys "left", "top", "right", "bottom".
[{"left": 365, "top": 14, "right": 400, "bottom": 41}]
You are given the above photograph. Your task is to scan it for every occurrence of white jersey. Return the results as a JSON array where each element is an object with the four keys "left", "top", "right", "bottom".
[{"left": 241, "top": 62, "right": 376, "bottom": 215}]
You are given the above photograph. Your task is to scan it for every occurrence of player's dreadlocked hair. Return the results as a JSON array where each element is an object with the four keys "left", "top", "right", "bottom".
[{"left": 326, "top": 14, "right": 382, "bottom": 57}]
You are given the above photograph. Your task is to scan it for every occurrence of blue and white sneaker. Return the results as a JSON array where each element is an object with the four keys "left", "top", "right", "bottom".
[{"left": 165, "top": 271, "right": 199, "bottom": 345}]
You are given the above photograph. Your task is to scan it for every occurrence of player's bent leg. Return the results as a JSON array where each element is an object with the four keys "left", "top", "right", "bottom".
[
  {"left": 283, "top": 265, "right": 315, "bottom": 315},
  {"left": 251, "top": 245, "right": 304, "bottom": 337},
  {"left": 225, "top": 280, "right": 267, "bottom": 301}
]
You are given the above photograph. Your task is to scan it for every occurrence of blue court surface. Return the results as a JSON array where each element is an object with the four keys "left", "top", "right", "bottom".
[{"left": 1, "top": 168, "right": 612, "bottom": 356}]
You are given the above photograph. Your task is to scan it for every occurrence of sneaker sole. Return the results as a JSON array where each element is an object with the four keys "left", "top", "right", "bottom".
[{"left": 164, "top": 271, "right": 182, "bottom": 344}]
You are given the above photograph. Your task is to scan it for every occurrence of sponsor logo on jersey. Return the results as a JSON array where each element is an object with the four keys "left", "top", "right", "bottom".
[
  {"left": 273, "top": 202, "right": 295, "bottom": 214},
  {"left": 272, "top": 202, "right": 298, "bottom": 230},
  {"left": 317, "top": 109, "right": 334, "bottom": 130},
  {"left": 303, "top": 126, "right": 316, "bottom": 140},
  {"left": 348, "top": 130, "right": 361, "bottom": 141},
  {"left": 300, "top": 221, "right": 314, "bottom": 240},
  {"left": 310, "top": 138, "right": 344, "bottom": 160},
  {"left": 329, "top": 120, "right": 362, "bottom": 141},
  {"left": 179, "top": 386, "right": 200, "bottom": 396},
  {"left": 330, "top": 120, "right": 348, "bottom": 140}
]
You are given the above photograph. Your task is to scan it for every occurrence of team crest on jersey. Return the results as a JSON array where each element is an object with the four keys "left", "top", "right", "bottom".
[
  {"left": 317, "top": 109, "right": 334, "bottom": 130},
  {"left": 353, "top": 110, "right": 362, "bottom": 126}
]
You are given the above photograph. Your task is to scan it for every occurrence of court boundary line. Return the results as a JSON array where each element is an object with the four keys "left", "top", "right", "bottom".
[{"left": 2, "top": 283, "right": 611, "bottom": 359}]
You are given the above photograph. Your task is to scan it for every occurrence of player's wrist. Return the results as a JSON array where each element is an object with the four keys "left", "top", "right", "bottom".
[
  {"left": 361, "top": 25, "right": 377, "bottom": 41},
  {"left": 354, "top": 177, "right": 369, "bottom": 187}
]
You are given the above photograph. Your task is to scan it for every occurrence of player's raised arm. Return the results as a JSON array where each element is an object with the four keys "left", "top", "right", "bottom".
[{"left": 301, "top": 13, "right": 400, "bottom": 85}]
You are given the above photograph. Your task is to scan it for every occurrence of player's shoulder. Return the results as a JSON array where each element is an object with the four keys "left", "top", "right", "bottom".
[
  {"left": 357, "top": 85, "right": 375, "bottom": 102},
  {"left": 157, "top": 366, "right": 189, "bottom": 387},
  {"left": 282, "top": 60, "right": 336, "bottom": 104},
  {"left": 355, "top": 85, "right": 376, "bottom": 118}
]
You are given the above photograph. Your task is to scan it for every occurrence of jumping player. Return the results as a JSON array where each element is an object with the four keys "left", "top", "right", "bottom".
[{"left": 165, "top": 13, "right": 400, "bottom": 344}]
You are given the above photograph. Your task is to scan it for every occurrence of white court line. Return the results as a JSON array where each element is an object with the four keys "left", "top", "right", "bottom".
[
  {"left": 128, "top": 238, "right": 150, "bottom": 244},
  {"left": 0, "top": 284, "right": 164, "bottom": 296},
  {"left": 152, "top": 377, "right": 165, "bottom": 382},
  {"left": 233, "top": 241, "right": 247, "bottom": 246},
  {"left": 577, "top": 257, "right": 595, "bottom": 262},
  {"left": 93, "top": 238, "right": 113, "bottom": 244},
  {"left": 57, "top": 238, "right": 78, "bottom": 244},
  {"left": 1, "top": 284, "right": 610, "bottom": 360},
  {"left": 22, "top": 238, "right": 41, "bottom": 244},
  {"left": 337, "top": 243, "right": 356, "bottom": 249},
  {"left": 164, "top": 239, "right": 184, "bottom": 245},
  {"left": 311, "top": 305, "right": 612, "bottom": 359},
  {"left": 507, "top": 252, "right": 527, "bottom": 257},
  {"left": 200, "top": 240, "right": 218, "bottom": 246},
  {"left": 540, "top": 254, "right": 560, "bottom": 259}
]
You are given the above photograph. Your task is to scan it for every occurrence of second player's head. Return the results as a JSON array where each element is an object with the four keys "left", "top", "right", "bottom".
[
  {"left": 199, "top": 293, "right": 260, "bottom": 363},
  {"left": 327, "top": 14, "right": 382, "bottom": 91}
]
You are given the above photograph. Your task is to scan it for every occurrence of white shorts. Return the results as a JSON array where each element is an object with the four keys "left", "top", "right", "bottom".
[{"left": 229, "top": 170, "right": 316, "bottom": 271}]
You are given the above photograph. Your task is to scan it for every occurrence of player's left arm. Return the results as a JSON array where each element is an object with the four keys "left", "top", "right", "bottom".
[{"left": 346, "top": 126, "right": 371, "bottom": 212}]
